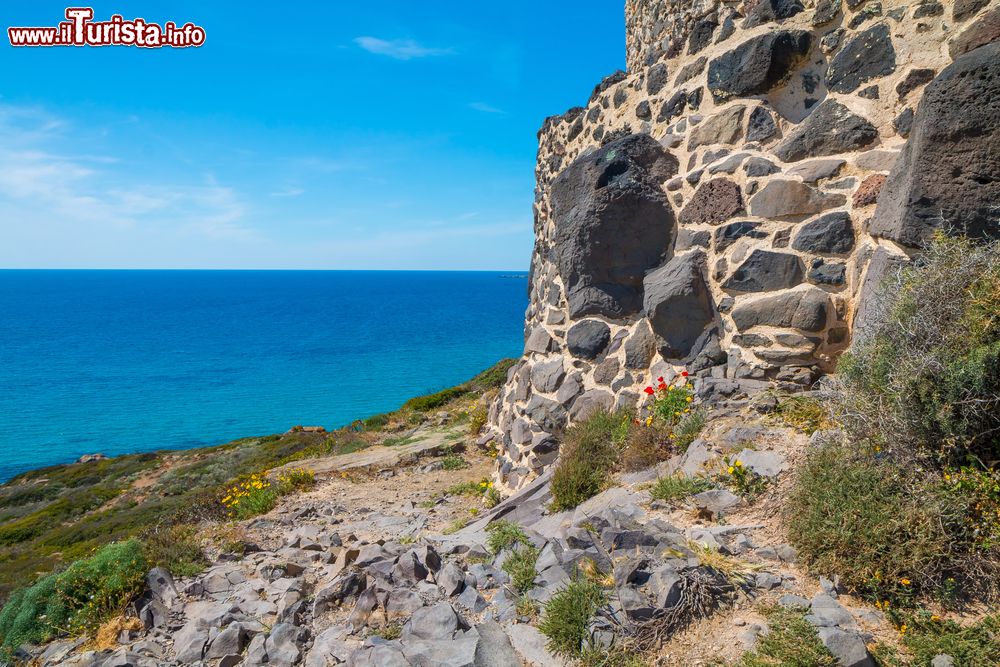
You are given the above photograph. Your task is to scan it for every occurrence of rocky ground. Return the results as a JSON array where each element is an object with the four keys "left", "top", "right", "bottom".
[{"left": 30, "top": 404, "right": 908, "bottom": 667}]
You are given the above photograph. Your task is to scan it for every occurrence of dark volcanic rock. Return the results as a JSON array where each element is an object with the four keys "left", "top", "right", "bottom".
[
  {"left": 744, "top": 0, "right": 806, "bottom": 29},
  {"left": 746, "top": 107, "right": 778, "bottom": 143},
  {"left": 749, "top": 179, "right": 847, "bottom": 220},
  {"left": 792, "top": 211, "right": 856, "bottom": 254},
  {"left": 774, "top": 101, "right": 878, "bottom": 162},
  {"left": 636, "top": 100, "right": 652, "bottom": 120},
  {"left": 567, "top": 320, "right": 612, "bottom": 360},
  {"left": 679, "top": 179, "right": 744, "bottom": 225},
  {"left": 745, "top": 157, "right": 779, "bottom": 177},
  {"left": 731, "top": 287, "right": 830, "bottom": 331},
  {"left": 675, "top": 57, "right": 707, "bottom": 86},
  {"left": 812, "top": 0, "right": 842, "bottom": 25},
  {"left": 893, "top": 108, "right": 914, "bottom": 137},
  {"left": 715, "top": 221, "right": 768, "bottom": 252},
  {"left": 646, "top": 63, "right": 670, "bottom": 95},
  {"left": 624, "top": 321, "right": 656, "bottom": 370},
  {"left": 913, "top": 1, "right": 944, "bottom": 18},
  {"left": 590, "top": 70, "right": 627, "bottom": 104},
  {"left": 551, "top": 133, "right": 679, "bottom": 319},
  {"left": 808, "top": 262, "right": 846, "bottom": 285},
  {"left": 954, "top": 0, "right": 990, "bottom": 21},
  {"left": 658, "top": 90, "right": 688, "bottom": 123},
  {"left": 707, "top": 31, "right": 812, "bottom": 102},
  {"left": 869, "top": 41, "right": 1000, "bottom": 246},
  {"left": 827, "top": 23, "right": 896, "bottom": 94},
  {"left": 723, "top": 250, "right": 804, "bottom": 292},
  {"left": 643, "top": 251, "right": 715, "bottom": 359},
  {"left": 949, "top": 6, "right": 1000, "bottom": 58},
  {"left": 688, "top": 19, "right": 718, "bottom": 55},
  {"left": 896, "top": 68, "right": 936, "bottom": 99}
]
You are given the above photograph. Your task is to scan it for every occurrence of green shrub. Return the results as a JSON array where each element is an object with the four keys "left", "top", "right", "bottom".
[
  {"left": 141, "top": 524, "right": 206, "bottom": 578},
  {"left": 276, "top": 467, "right": 315, "bottom": 493},
  {"left": 674, "top": 408, "right": 707, "bottom": 451},
  {"left": 502, "top": 545, "right": 539, "bottom": 594},
  {"left": 838, "top": 235, "right": 1000, "bottom": 462},
  {"left": 896, "top": 613, "right": 1000, "bottom": 666},
  {"left": 362, "top": 412, "right": 391, "bottom": 431},
  {"left": 649, "top": 475, "right": 714, "bottom": 503},
  {"left": 441, "top": 517, "right": 469, "bottom": 535},
  {"left": 621, "top": 424, "right": 671, "bottom": 472},
  {"left": 220, "top": 473, "right": 279, "bottom": 519},
  {"left": 468, "top": 403, "right": 489, "bottom": 436},
  {"left": 538, "top": 577, "right": 608, "bottom": 657},
  {"left": 469, "top": 358, "right": 517, "bottom": 391},
  {"left": 551, "top": 410, "right": 631, "bottom": 511},
  {"left": 775, "top": 396, "right": 831, "bottom": 435},
  {"left": 0, "top": 540, "right": 147, "bottom": 653},
  {"left": 441, "top": 454, "right": 468, "bottom": 471},
  {"left": 486, "top": 520, "right": 529, "bottom": 554},
  {"left": 736, "top": 606, "right": 836, "bottom": 667},
  {"left": 644, "top": 375, "right": 696, "bottom": 426},
  {"left": 787, "top": 437, "right": 997, "bottom": 602},
  {"left": 403, "top": 386, "right": 469, "bottom": 412}
]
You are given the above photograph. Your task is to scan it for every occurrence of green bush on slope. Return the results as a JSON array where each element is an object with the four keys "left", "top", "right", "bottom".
[
  {"left": 838, "top": 234, "right": 1000, "bottom": 462},
  {"left": 790, "top": 235, "right": 1000, "bottom": 604},
  {"left": 550, "top": 410, "right": 631, "bottom": 511},
  {"left": 0, "top": 540, "right": 147, "bottom": 654}
]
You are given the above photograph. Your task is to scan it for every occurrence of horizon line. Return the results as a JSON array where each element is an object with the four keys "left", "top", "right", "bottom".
[{"left": 0, "top": 267, "right": 529, "bottom": 273}]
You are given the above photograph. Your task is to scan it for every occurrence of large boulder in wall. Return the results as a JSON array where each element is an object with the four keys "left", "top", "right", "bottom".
[
  {"left": 551, "top": 133, "right": 679, "bottom": 319},
  {"left": 869, "top": 41, "right": 1000, "bottom": 247},
  {"left": 643, "top": 251, "right": 716, "bottom": 360}
]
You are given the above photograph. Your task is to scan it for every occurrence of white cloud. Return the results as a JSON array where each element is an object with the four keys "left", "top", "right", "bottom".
[
  {"left": 270, "top": 187, "right": 305, "bottom": 198},
  {"left": 353, "top": 36, "right": 453, "bottom": 60},
  {"left": 469, "top": 102, "right": 505, "bottom": 114},
  {"left": 0, "top": 103, "right": 260, "bottom": 262}
]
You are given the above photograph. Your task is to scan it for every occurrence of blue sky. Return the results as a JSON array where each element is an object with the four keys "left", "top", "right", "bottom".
[{"left": 0, "top": 2, "right": 624, "bottom": 269}]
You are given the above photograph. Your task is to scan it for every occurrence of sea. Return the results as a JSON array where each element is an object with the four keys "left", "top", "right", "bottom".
[{"left": 0, "top": 270, "right": 528, "bottom": 482}]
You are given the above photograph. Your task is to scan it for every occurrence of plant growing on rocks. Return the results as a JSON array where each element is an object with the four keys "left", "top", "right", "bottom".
[
  {"left": 883, "top": 611, "right": 1000, "bottom": 666},
  {"left": 787, "top": 436, "right": 999, "bottom": 603},
  {"left": 501, "top": 545, "right": 540, "bottom": 594},
  {"left": 643, "top": 372, "right": 695, "bottom": 427},
  {"left": 538, "top": 577, "right": 608, "bottom": 658},
  {"left": 774, "top": 395, "right": 831, "bottom": 435},
  {"left": 734, "top": 606, "right": 837, "bottom": 667},
  {"left": 140, "top": 522, "right": 207, "bottom": 577},
  {"left": 838, "top": 234, "right": 1000, "bottom": 463},
  {"left": 721, "top": 457, "right": 769, "bottom": 499},
  {"left": 551, "top": 410, "right": 632, "bottom": 511},
  {"left": 276, "top": 467, "right": 315, "bottom": 492},
  {"left": 221, "top": 473, "right": 278, "bottom": 519},
  {"left": 649, "top": 474, "right": 714, "bottom": 503},
  {"left": 485, "top": 520, "right": 529, "bottom": 554},
  {"left": 0, "top": 540, "right": 147, "bottom": 656}
]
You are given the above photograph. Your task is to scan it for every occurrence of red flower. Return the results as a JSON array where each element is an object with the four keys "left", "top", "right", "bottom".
[
  {"left": 644, "top": 386, "right": 655, "bottom": 395},
  {"left": 681, "top": 371, "right": 689, "bottom": 377},
  {"left": 657, "top": 376, "right": 664, "bottom": 383},
  {"left": 657, "top": 382, "right": 667, "bottom": 391}
]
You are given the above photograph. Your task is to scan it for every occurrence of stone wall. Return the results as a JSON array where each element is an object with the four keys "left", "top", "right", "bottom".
[{"left": 487, "top": 0, "right": 1000, "bottom": 492}]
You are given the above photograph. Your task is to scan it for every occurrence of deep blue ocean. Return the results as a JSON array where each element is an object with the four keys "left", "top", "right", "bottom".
[{"left": 0, "top": 271, "right": 527, "bottom": 482}]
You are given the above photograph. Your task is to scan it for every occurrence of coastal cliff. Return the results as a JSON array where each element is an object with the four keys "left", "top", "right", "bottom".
[{"left": 485, "top": 0, "right": 1000, "bottom": 492}]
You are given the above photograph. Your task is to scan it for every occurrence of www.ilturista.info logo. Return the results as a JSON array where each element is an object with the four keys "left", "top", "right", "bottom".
[{"left": 8, "top": 8, "right": 206, "bottom": 48}]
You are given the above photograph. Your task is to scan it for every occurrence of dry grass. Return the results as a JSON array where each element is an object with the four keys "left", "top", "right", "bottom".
[{"left": 90, "top": 615, "right": 143, "bottom": 651}]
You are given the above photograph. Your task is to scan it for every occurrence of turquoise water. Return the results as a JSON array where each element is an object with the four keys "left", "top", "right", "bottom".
[{"left": 0, "top": 270, "right": 527, "bottom": 481}]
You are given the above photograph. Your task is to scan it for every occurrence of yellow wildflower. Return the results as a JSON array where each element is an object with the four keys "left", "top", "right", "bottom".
[{"left": 900, "top": 578, "right": 911, "bottom": 586}]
